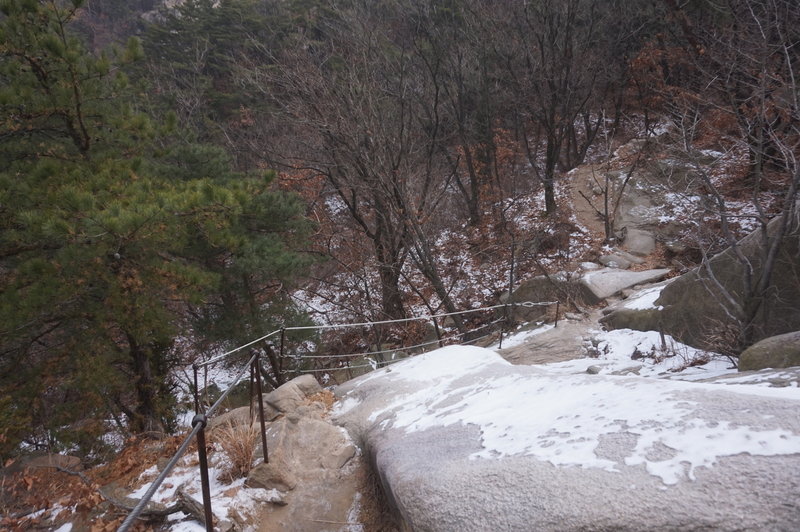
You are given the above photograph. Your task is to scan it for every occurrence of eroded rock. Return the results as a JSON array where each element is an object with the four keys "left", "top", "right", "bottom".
[
  {"left": 738, "top": 331, "right": 800, "bottom": 371},
  {"left": 333, "top": 346, "right": 800, "bottom": 531},
  {"left": 246, "top": 462, "right": 298, "bottom": 492},
  {"left": 622, "top": 227, "right": 656, "bottom": 256}
]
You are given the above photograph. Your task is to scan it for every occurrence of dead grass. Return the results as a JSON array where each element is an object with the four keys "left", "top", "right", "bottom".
[
  {"left": 307, "top": 389, "right": 336, "bottom": 413},
  {"left": 212, "top": 421, "right": 260, "bottom": 483},
  {"left": 354, "top": 458, "right": 403, "bottom": 532}
]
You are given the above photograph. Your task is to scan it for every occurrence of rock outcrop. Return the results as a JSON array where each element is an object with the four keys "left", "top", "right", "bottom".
[
  {"left": 738, "top": 331, "right": 800, "bottom": 371},
  {"left": 205, "top": 376, "right": 361, "bottom": 531},
  {"left": 333, "top": 346, "right": 800, "bottom": 531},
  {"left": 209, "top": 374, "right": 323, "bottom": 430},
  {"left": 580, "top": 267, "right": 670, "bottom": 302},
  {"left": 503, "top": 267, "right": 670, "bottom": 322},
  {"left": 500, "top": 273, "right": 576, "bottom": 322},
  {"left": 602, "top": 209, "right": 800, "bottom": 350},
  {"left": 598, "top": 249, "right": 644, "bottom": 269}
]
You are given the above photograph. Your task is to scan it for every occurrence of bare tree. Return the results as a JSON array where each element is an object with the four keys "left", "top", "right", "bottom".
[
  {"left": 249, "top": 1, "right": 469, "bottom": 324},
  {"left": 670, "top": 0, "right": 800, "bottom": 351},
  {"left": 494, "top": 0, "right": 613, "bottom": 215}
]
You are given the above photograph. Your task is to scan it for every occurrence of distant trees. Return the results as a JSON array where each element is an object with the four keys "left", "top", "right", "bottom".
[
  {"left": 0, "top": 0, "right": 309, "bottom": 459},
  {"left": 139, "top": 0, "right": 274, "bottom": 159},
  {"left": 260, "top": 1, "right": 470, "bottom": 324}
]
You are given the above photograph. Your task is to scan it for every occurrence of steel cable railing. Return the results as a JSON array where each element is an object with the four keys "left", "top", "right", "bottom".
[{"left": 118, "top": 300, "right": 558, "bottom": 531}]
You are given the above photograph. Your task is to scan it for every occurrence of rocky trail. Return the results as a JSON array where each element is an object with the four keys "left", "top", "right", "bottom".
[{"left": 498, "top": 311, "right": 601, "bottom": 365}]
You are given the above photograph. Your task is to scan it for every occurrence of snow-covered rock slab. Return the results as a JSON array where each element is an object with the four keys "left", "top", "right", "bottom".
[
  {"left": 333, "top": 346, "right": 800, "bottom": 531},
  {"left": 580, "top": 267, "right": 670, "bottom": 301}
]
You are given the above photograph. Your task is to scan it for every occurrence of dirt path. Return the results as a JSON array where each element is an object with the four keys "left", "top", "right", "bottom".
[{"left": 565, "top": 165, "right": 608, "bottom": 245}]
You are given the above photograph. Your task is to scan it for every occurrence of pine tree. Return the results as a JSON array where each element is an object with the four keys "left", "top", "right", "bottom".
[{"left": 0, "top": 0, "right": 310, "bottom": 460}]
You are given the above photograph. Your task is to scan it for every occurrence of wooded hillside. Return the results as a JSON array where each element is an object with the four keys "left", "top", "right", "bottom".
[{"left": 1, "top": 0, "right": 797, "bottom": 462}]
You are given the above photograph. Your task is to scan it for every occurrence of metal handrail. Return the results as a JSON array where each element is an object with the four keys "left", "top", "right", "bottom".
[{"left": 117, "top": 300, "right": 559, "bottom": 530}]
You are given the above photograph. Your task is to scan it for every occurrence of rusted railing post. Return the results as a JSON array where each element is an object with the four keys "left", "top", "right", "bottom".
[
  {"left": 499, "top": 303, "right": 509, "bottom": 349},
  {"left": 192, "top": 414, "right": 214, "bottom": 531},
  {"left": 264, "top": 341, "right": 283, "bottom": 385},
  {"left": 192, "top": 363, "right": 201, "bottom": 414},
  {"left": 248, "top": 360, "right": 256, "bottom": 421},
  {"left": 555, "top": 301, "right": 560, "bottom": 327},
  {"left": 253, "top": 353, "right": 269, "bottom": 464},
  {"left": 278, "top": 327, "right": 286, "bottom": 381}
]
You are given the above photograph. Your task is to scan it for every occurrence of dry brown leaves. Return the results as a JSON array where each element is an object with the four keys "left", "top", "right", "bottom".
[{"left": 307, "top": 389, "right": 336, "bottom": 413}]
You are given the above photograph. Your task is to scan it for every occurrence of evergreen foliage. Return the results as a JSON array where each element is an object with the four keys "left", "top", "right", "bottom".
[
  {"left": 140, "top": 0, "right": 273, "bottom": 143},
  {"left": 0, "top": 0, "right": 310, "bottom": 460}
]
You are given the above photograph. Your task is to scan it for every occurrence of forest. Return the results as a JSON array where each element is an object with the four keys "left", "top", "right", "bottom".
[{"left": 1, "top": 0, "right": 798, "bottom": 464}]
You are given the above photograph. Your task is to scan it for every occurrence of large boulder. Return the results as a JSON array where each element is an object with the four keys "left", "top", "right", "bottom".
[
  {"left": 333, "top": 346, "right": 800, "bottom": 531},
  {"left": 622, "top": 227, "right": 656, "bottom": 256},
  {"left": 289, "top": 374, "right": 323, "bottom": 397},
  {"left": 598, "top": 249, "right": 644, "bottom": 270},
  {"left": 208, "top": 403, "right": 280, "bottom": 431},
  {"left": 580, "top": 267, "right": 670, "bottom": 301},
  {"left": 209, "top": 375, "right": 323, "bottom": 430},
  {"left": 602, "top": 208, "right": 800, "bottom": 349},
  {"left": 738, "top": 331, "right": 800, "bottom": 371},
  {"left": 263, "top": 380, "right": 308, "bottom": 413},
  {"left": 599, "top": 307, "right": 662, "bottom": 332},
  {"left": 258, "top": 374, "right": 324, "bottom": 417}
]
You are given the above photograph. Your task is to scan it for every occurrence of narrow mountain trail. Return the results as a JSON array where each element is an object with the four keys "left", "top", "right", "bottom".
[
  {"left": 497, "top": 156, "right": 662, "bottom": 367},
  {"left": 565, "top": 164, "right": 609, "bottom": 245},
  {"left": 497, "top": 306, "right": 608, "bottom": 365}
]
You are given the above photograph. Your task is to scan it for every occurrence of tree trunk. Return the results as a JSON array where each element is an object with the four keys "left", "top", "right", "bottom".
[
  {"left": 543, "top": 132, "right": 561, "bottom": 216},
  {"left": 126, "top": 332, "right": 164, "bottom": 433},
  {"left": 377, "top": 262, "right": 406, "bottom": 320}
]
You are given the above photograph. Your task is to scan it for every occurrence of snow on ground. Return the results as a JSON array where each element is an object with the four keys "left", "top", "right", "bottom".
[
  {"left": 545, "top": 328, "right": 735, "bottom": 381},
  {"left": 493, "top": 323, "right": 554, "bottom": 349},
  {"left": 125, "top": 427, "right": 283, "bottom": 530},
  {"left": 623, "top": 283, "right": 667, "bottom": 310},
  {"left": 350, "top": 345, "right": 800, "bottom": 486},
  {"left": 126, "top": 285, "right": 795, "bottom": 529}
]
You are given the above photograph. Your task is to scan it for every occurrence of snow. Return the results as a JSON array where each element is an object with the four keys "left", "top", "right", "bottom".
[
  {"left": 490, "top": 323, "right": 554, "bottom": 348},
  {"left": 346, "top": 493, "right": 365, "bottom": 532},
  {"left": 53, "top": 524, "right": 72, "bottom": 532},
  {"left": 332, "top": 395, "right": 363, "bottom": 416},
  {"left": 650, "top": 121, "right": 672, "bottom": 136},
  {"left": 129, "top": 438, "right": 262, "bottom": 530},
  {"left": 540, "top": 327, "right": 734, "bottom": 381},
  {"left": 168, "top": 521, "right": 205, "bottom": 532},
  {"left": 124, "top": 278, "right": 798, "bottom": 528},
  {"left": 622, "top": 284, "right": 666, "bottom": 310},
  {"left": 352, "top": 343, "right": 800, "bottom": 486}
]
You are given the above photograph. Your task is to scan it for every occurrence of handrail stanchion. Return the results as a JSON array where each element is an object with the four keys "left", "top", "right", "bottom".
[
  {"left": 248, "top": 360, "right": 256, "bottom": 422},
  {"left": 253, "top": 352, "right": 269, "bottom": 464},
  {"left": 192, "top": 414, "right": 214, "bottom": 532},
  {"left": 124, "top": 303, "right": 572, "bottom": 529},
  {"left": 192, "top": 363, "right": 201, "bottom": 414},
  {"left": 278, "top": 327, "right": 287, "bottom": 385},
  {"left": 434, "top": 317, "right": 443, "bottom": 347},
  {"left": 499, "top": 303, "right": 508, "bottom": 349},
  {"left": 265, "top": 341, "right": 282, "bottom": 385}
]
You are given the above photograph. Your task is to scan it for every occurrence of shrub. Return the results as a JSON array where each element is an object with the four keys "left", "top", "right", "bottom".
[{"left": 213, "top": 421, "right": 260, "bottom": 483}]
